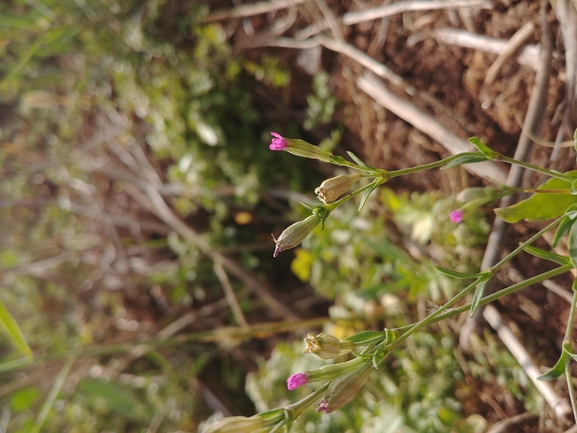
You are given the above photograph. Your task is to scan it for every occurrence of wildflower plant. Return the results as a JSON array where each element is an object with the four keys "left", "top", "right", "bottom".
[{"left": 203, "top": 129, "right": 577, "bottom": 431}]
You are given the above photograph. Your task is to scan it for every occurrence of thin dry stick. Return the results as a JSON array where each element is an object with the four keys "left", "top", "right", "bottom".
[
  {"left": 214, "top": 261, "right": 250, "bottom": 329},
  {"left": 484, "top": 305, "right": 572, "bottom": 419},
  {"left": 357, "top": 71, "right": 507, "bottom": 184},
  {"left": 484, "top": 21, "right": 535, "bottom": 85},
  {"left": 296, "top": 0, "right": 493, "bottom": 39},
  {"left": 202, "top": 0, "right": 307, "bottom": 23},
  {"left": 486, "top": 413, "right": 537, "bottom": 433},
  {"left": 432, "top": 28, "right": 540, "bottom": 69},
  {"left": 126, "top": 183, "right": 301, "bottom": 321},
  {"left": 316, "top": 35, "right": 477, "bottom": 133},
  {"left": 552, "top": 0, "right": 577, "bottom": 160}
]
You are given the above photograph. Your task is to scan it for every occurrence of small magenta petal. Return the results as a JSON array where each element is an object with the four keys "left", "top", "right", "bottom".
[
  {"left": 287, "top": 372, "right": 308, "bottom": 390},
  {"left": 269, "top": 132, "right": 287, "bottom": 151},
  {"left": 449, "top": 209, "right": 464, "bottom": 224}
]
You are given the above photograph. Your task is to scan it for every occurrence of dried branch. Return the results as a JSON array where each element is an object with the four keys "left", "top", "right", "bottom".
[
  {"left": 296, "top": 0, "right": 493, "bottom": 39},
  {"left": 357, "top": 71, "right": 508, "bottom": 184},
  {"left": 202, "top": 0, "right": 307, "bottom": 23}
]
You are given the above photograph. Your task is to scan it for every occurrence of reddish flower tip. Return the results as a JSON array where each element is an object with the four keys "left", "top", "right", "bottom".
[
  {"left": 316, "top": 399, "right": 329, "bottom": 413},
  {"left": 449, "top": 209, "right": 464, "bottom": 224},
  {"left": 287, "top": 372, "right": 308, "bottom": 390},
  {"left": 269, "top": 132, "right": 287, "bottom": 151}
]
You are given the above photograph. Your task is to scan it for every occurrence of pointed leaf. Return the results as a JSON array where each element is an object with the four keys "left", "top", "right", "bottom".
[
  {"left": 470, "top": 278, "right": 488, "bottom": 317},
  {"left": 468, "top": 137, "right": 497, "bottom": 159},
  {"left": 346, "top": 151, "right": 369, "bottom": 168},
  {"left": 358, "top": 182, "right": 378, "bottom": 212},
  {"left": 523, "top": 245, "right": 570, "bottom": 265},
  {"left": 0, "top": 300, "right": 33, "bottom": 359},
  {"left": 435, "top": 266, "right": 485, "bottom": 279},
  {"left": 537, "top": 351, "right": 567, "bottom": 381},
  {"left": 495, "top": 173, "right": 577, "bottom": 223},
  {"left": 441, "top": 152, "right": 489, "bottom": 170},
  {"left": 569, "top": 220, "right": 577, "bottom": 270},
  {"left": 343, "top": 331, "right": 384, "bottom": 344},
  {"left": 553, "top": 215, "right": 574, "bottom": 247}
]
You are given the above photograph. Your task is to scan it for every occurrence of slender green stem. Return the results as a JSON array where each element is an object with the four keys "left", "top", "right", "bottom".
[
  {"left": 387, "top": 263, "right": 573, "bottom": 355},
  {"left": 489, "top": 218, "right": 561, "bottom": 273},
  {"left": 383, "top": 279, "right": 479, "bottom": 357},
  {"left": 564, "top": 289, "right": 577, "bottom": 422},
  {"left": 564, "top": 286, "right": 577, "bottom": 346},
  {"left": 566, "top": 353, "right": 577, "bottom": 422},
  {"left": 421, "top": 263, "right": 573, "bottom": 325},
  {"left": 386, "top": 153, "right": 476, "bottom": 178},
  {"left": 497, "top": 154, "right": 575, "bottom": 182},
  {"left": 285, "top": 382, "right": 329, "bottom": 418}
]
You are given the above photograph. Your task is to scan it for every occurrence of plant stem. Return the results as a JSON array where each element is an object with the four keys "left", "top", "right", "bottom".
[
  {"left": 489, "top": 218, "right": 561, "bottom": 273},
  {"left": 496, "top": 154, "right": 575, "bottom": 182},
  {"left": 285, "top": 382, "right": 329, "bottom": 419},
  {"left": 383, "top": 279, "right": 479, "bottom": 357},
  {"left": 564, "top": 288, "right": 577, "bottom": 422},
  {"left": 427, "top": 263, "right": 573, "bottom": 324},
  {"left": 388, "top": 264, "right": 573, "bottom": 349},
  {"left": 386, "top": 153, "right": 477, "bottom": 178}
]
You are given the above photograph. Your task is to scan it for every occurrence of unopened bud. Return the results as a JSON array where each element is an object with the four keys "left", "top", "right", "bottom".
[
  {"left": 315, "top": 173, "right": 363, "bottom": 204},
  {"left": 316, "top": 361, "right": 373, "bottom": 414},
  {"left": 304, "top": 333, "right": 354, "bottom": 360},
  {"left": 203, "top": 415, "right": 265, "bottom": 433},
  {"left": 272, "top": 214, "right": 321, "bottom": 257},
  {"left": 269, "top": 132, "right": 333, "bottom": 162}
]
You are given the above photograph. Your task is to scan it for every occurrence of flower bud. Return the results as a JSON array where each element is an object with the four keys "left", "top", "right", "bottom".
[
  {"left": 316, "top": 361, "right": 373, "bottom": 414},
  {"left": 287, "top": 357, "right": 365, "bottom": 392},
  {"left": 203, "top": 415, "right": 265, "bottom": 433},
  {"left": 449, "top": 209, "right": 464, "bottom": 224},
  {"left": 269, "top": 132, "right": 333, "bottom": 162},
  {"left": 272, "top": 214, "right": 321, "bottom": 257},
  {"left": 303, "top": 333, "right": 354, "bottom": 360},
  {"left": 287, "top": 372, "right": 308, "bottom": 390},
  {"left": 315, "top": 173, "right": 363, "bottom": 204}
]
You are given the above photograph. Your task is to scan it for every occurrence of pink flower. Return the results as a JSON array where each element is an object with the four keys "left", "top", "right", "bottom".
[
  {"left": 269, "top": 132, "right": 287, "bottom": 151},
  {"left": 287, "top": 372, "right": 308, "bottom": 390},
  {"left": 449, "top": 209, "right": 464, "bottom": 224}
]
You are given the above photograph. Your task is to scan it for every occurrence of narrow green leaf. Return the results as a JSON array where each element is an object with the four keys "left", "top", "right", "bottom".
[
  {"left": 329, "top": 155, "right": 348, "bottom": 166},
  {"left": 0, "top": 357, "right": 34, "bottom": 374},
  {"left": 346, "top": 151, "right": 369, "bottom": 168},
  {"left": 468, "top": 137, "right": 497, "bottom": 159},
  {"left": 495, "top": 172, "right": 577, "bottom": 223},
  {"left": 441, "top": 152, "right": 489, "bottom": 170},
  {"left": 435, "top": 266, "right": 485, "bottom": 279},
  {"left": 523, "top": 245, "right": 571, "bottom": 265},
  {"left": 0, "top": 300, "right": 33, "bottom": 359},
  {"left": 32, "top": 358, "right": 74, "bottom": 433},
  {"left": 569, "top": 221, "right": 577, "bottom": 270},
  {"left": 358, "top": 182, "right": 378, "bottom": 212},
  {"left": 343, "top": 331, "right": 384, "bottom": 344},
  {"left": 469, "top": 278, "right": 488, "bottom": 317},
  {"left": 553, "top": 216, "right": 574, "bottom": 247},
  {"left": 537, "top": 351, "right": 567, "bottom": 381}
]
